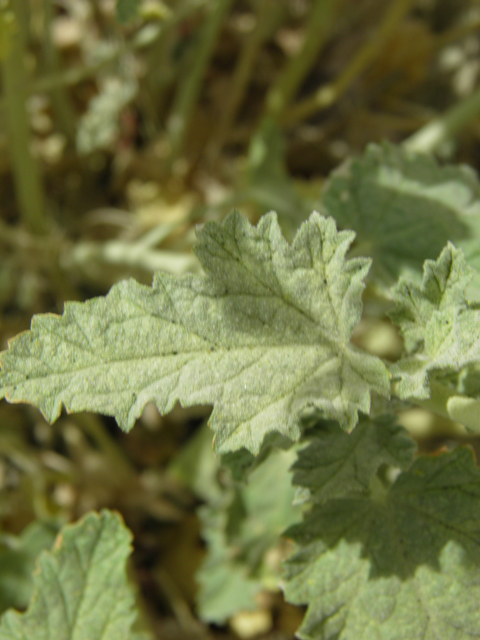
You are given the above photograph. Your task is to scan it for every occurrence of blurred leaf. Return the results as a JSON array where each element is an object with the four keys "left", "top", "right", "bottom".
[
  {"left": 197, "top": 448, "right": 302, "bottom": 624},
  {"left": 116, "top": 0, "right": 141, "bottom": 24},
  {"left": 322, "top": 142, "right": 480, "bottom": 294},
  {"left": 0, "top": 521, "right": 59, "bottom": 614},
  {"left": 76, "top": 78, "right": 138, "bottom": 154}
]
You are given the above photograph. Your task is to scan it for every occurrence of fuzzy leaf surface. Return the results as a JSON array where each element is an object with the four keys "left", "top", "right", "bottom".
[
  {"left": 389, "top": 244, "right": 480, "bottom": 399},
  {"left": 284, "top": 447, "right": 480, "bottom": 640},
  {"left": 322, "top": 142, "right": 480, "bottom": 291},
  {"left": 0, "top": 511, "right": 138, "bottom": 640},
  {"left": 0, "top": 211, "right": 389, "bottom": 454},
  {"left": 292, "top": 415, "right": 416, "bottom": 503}
]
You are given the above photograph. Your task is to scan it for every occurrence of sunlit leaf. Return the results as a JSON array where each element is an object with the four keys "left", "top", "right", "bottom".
[{"left": 0, "top": 211, "right": 389, "bottom": 454}]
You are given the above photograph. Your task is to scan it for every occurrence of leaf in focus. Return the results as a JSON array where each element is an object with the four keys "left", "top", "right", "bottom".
[
  {"left": 283, "top": 447, "right": 480, "bottom": 640},
  {"left": 322, "top": 142, "right": 480, "bottom": 292},
  {"left": 389, "top": 243, "right": 480, "bottom": 399},
  {"left": 0, "top": 510, "right": 138, "bottom": 640},
  {"left": 292, "top": 414, "right": 416, "bottom": 503},
  {"left": 0, "top": 211, "right": 389, "bottom": 454}
]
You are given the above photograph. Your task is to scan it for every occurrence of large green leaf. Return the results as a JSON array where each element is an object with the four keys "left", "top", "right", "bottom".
[
  {"left": 0, "top": 211, "right": 389, "bottom": 454},
  {"left": 389, "top": 244, "right": 480, "bottom": 399},
  {"left": 0, "top": 511, "right": 139, "bottom": 640},
  {"left": 321, "top": 142, "right": 480, "bottom": 291},
  {"left": 292, "top": 415, "right": 416, "bottom": 503},
  {"left": 284, "top": 447, "right": 480, "bottom": 640}
]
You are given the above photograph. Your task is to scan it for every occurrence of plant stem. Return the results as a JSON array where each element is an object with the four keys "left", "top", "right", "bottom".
[
  {"left": 207, "top": 0, "right": 286, "bottom": 163},
  {"left": 266, "top": 0, "right": 337, "bottom": 118},
  {"left": 280, "top": 0, "right": 417, "bottom": 127},
  {"left": 3, "top": 0, "right": 47, "bottom": 234},
  {"left": 403, "top": 87, "right": 480, "bottom": 154},
  {"left": 41, "top": 0, "right": 76, "bottom": 145},
  {"left": 165, "top": 0, "right": 235, "bottom": 166}
]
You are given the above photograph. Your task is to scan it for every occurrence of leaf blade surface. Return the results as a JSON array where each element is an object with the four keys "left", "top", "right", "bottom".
[
  {"left": 284, "top": 447, "right": 480, "bottom": 640},
  {"left": 0, "top": 211, "right": 389, "bottom": 453}
]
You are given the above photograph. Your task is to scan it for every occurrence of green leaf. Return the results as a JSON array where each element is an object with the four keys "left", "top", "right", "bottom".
[
  {"left": 284, "top": 447, "right": 480, "bottom": 640},
  {"left": 322, "top": 142, "right": 480, "bottom": 291},
  {"left": 292, "top": 415, "right": 416, "bottom": 503},
  {"left": 0, "top": 510, "right": 138, "bottom": 640},
  {"left": 0, "top": 521, "right": 59, "bottom": 614},
  {"left": 0, "top": 211, "right": 389, "bottom": 454},
  {"left": 196, "top": 504, "right": 265, "bottom": 624},
  {"left": 389, "top": 243, "right": 480, "bottom": 399},
  {"left": 197, "top": 447, "right": 302, "bottom": 623},
  {"left": 116, "top": 0, "right": 141, "bottom": 24}
]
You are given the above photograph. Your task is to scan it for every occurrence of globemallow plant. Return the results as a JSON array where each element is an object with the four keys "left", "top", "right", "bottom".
[{"left": 2, "top": 143, "right": 480, "bottom": 639}]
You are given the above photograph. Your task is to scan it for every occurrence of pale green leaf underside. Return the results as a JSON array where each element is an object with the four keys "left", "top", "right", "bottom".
[
  {"left": 292, "top": 415, "right": 416, "bottom": 503},
  {"left": 0, "top": 511, "right": 137, "bottom": 640},
  {"left": 0, "top": 211, "right": 389, "bottom": 454},
  {"left": 322, "top": 142, "right": 480, "bottom": 292},
  {"left": 390, "top": 244, "right": 480, "bottom": 399},
  {"left": 284, "top": 447, "right": 480, "bottom": 640}
]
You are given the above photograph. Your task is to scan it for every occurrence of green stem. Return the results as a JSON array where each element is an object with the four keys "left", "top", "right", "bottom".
[
  {"left": 3, "top": 0, "right": 47, "bottom": 234},
  {"left": 266, "top": 0, "right": 338, "bottom": 118},
  {"left": 41, "top": 0, "right": 76, "bottom": 144},
  {"left": 280, "top": 0, "right": 416, "bottom": 127},
  {"left": 207, "top": 0, "right": 286, "bottom": 163},
  {"left": 166, "top": 0, "right": 235, "bottom": 165},
  {"left": 403, "top": 87, "right": 480, "bottom": 154}
]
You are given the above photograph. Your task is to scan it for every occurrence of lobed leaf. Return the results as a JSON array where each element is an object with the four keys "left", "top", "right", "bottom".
[
  {"left": 389, "top": 244, "right": 480, "bottom": 399},
  {"left": 0, "top": 211, "right": 389, "bottom": 454},
  {"left": 283, "top": 447, "right": 480, "bottom": 640},
  {"left": 292, "top": 414, "right": 416, "bottom": 503},
  {"left": 0, "top": 511, "right": 138, "bottom": 640}
]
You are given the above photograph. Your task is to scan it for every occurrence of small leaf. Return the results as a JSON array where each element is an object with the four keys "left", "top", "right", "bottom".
[
  {"left": 292, "top": 415, "right": 416, "bottom": 503},
  {"left": 0, "top": 211, "right": 389, "bottom": 454},
  {"left": 0, "top": 511, "right": 138, "bottom": 640},
  {"left": 389, "top": 244, "right": 480, "bottom": 399},
  {"left": 284, "top": 447, "right": 480, "bottom": 640}
]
